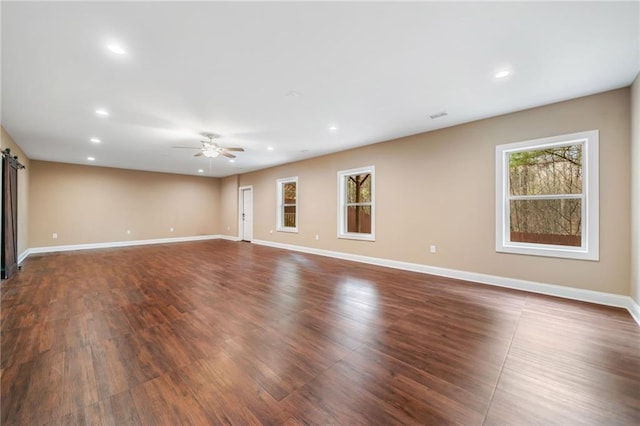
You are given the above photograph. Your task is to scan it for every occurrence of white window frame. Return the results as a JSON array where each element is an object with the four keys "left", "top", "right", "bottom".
[
  {"left": 337, "top": 165, "right": 375, "bottom": 241},
  {"left": 276, "top": 176, "right": 298, "bottom": 233},
  {"left": 495, "top": 130, "right": 599, "bottom": 261}
]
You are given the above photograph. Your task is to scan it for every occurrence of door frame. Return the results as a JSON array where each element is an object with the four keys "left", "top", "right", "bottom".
[{"left": 238, "top": 185, "right": 253, "bottom": 242}]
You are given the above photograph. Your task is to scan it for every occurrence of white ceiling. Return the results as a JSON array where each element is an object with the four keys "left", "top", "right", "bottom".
[{"left": 2, "top": 1, "right": 639, "bottom": 177}]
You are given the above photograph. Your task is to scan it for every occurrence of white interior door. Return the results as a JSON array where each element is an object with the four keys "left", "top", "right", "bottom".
[{"left": 240, "top": 187, "right": 253, "bottom": 241}]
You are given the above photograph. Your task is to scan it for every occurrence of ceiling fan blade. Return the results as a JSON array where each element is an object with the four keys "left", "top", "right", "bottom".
[
  {"left": 172, "top": 146, "right": 200, "bottom": 149},
  {"left": 194, "top": 152, "right": 204, "bottom": 157},
  {"left": 220, "top": 152, "right": 236, "bottom": 159},
  {"left": 222, "top": 147, "right": 244, "bottom": 152}
]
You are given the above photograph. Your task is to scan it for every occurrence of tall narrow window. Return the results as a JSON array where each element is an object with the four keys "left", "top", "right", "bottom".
[
  {"left": 276, "top": 177, "right": 298, "bottom": 232},
  {"left": 338, "top": 166, "right": 375, "bottom": 241},
  {"left": 496, "top": 130, "right": 598, "bottom": 260}
]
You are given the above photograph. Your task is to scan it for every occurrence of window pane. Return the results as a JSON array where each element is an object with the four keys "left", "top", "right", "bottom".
[
  {"left": 346, "top": 205, "right": 371, "bottom": 233},
  {"left": 509, "top": 144, "right": 582, "bottom": 196},
  {"left": 283, "top": 205, "right": 296, "bottom": 227},
  {"left": 346, "top": 174, "right": 372, "bottom": 203},
  {"left": 510, "top": 199, "right": 581, "bottom": 246},
  {"left": 283, "top": 182, "right": 296, "bottom": 204}
]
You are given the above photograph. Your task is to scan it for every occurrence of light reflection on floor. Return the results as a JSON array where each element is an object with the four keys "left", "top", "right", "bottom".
[
  {"left": 331, "top": 277, "right": 380, "bottom": 340},
  {"left": 334, "top": 277, "right": 379, "bottom": 309},
  {"left": 271, "top": 257, "right": 302, "bottom": 305}
]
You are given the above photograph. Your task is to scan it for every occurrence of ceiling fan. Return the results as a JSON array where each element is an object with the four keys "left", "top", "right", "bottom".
[{"left": 172, "top": 133, "right": 244, "bottom": 159}]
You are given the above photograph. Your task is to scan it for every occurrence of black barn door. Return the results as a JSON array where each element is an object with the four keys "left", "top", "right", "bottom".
[{"left": 1, "top": 150, "right": 22, "bottom": 280}]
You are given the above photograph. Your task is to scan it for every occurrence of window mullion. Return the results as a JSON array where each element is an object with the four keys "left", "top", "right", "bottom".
[{"left": 509, "top": 194, "right": 583, "bottom": 201}]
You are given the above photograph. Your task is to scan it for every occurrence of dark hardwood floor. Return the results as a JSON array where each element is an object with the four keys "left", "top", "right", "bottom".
[{"left": 1, "top": 239, "right": 639, "bottom": 425}]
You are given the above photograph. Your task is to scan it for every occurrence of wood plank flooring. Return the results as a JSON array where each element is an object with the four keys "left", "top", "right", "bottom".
[{"left": 1, "top": 239, "right": 639, "bottom": 425}]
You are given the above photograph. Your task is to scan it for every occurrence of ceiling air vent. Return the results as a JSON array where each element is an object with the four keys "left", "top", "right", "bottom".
[{"left": 429, "top": 111, "right": 448, "bottom": 119}]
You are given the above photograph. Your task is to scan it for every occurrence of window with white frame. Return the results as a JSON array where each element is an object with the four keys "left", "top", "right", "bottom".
[
  {"left": 338, "top": 166, "right": 375, "bottom": 241},
  {"left": 276, "top": 176, "right": 298, "bottom": 232},
  {"left": 495, "top": 130, "right": 599, "bottom": 260}
]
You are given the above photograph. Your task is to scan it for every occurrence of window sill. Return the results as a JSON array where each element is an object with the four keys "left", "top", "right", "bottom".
[
  {"left": 497, "top": 243, "right": 598, "bottom": 261},
  {"left": 277, "top": 228, "right": 298, "bottom": 234},
  {"left": 338, "top": 233, "right": 375, "bottom": 242}
]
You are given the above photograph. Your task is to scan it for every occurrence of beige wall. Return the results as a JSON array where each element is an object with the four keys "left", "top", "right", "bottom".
[
  {"left": 632, "top": 74, "right": 640, "bottom": 305},
  {"left": 29, "top": 161, "right": 220, "bottom": 247},
  {"left": 219, "top": 175, "right": 239, "bottom": 237},
  {"left": 239, "top": 88, "right": 631, "bottom": 296},
  {"left": 3, "top": 87, "right": 634, "bottom": 299},
  {"left": 0, "top": 126, "right": 30, "bottom": 257}
]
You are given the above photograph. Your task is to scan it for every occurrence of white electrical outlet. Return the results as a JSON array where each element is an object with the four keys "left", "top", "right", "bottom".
[
  {"left": 227, "top": 225, "right": 230, "bottom": 231},
  {"left": 126, "top": 230, "right": 131, "bottom": 235},
  {"left": 170, "top": 227, "right": 174, "bottom": 233},
  {"left": 315, "top": 234, "right": 319, "bottom": 240},
  {"left": 52, "top": 232, "right": 58, "bottom": 240},
  {"left": 430, "top": 245, "right": 437, "bottom": 253},
  {"left": 270, "top": 229, "right": 273, "bottom": 234}
]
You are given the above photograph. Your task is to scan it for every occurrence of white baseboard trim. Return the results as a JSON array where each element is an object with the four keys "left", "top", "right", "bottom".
[
  {"left": 252, "top": 239, "right": 640, "bottom": 327},
  {"left": 628, "top": 298, "right": 640, "bottom": 325},
  {"left": 17, "top": 250, "right": 29, "bottom": 265},
  {"left": 218, "top": 234, "right": 241, "bottom": 242},
  {"left": 25, "top": 234, "right": 220, "bottom": 258}
]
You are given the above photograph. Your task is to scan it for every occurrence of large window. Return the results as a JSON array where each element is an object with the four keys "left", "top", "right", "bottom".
[
  {"left": 276, "top": 177, "right": 298, "bottom": 232},
  {"left": 338, "top": 166, "right": 375, "bottom": 241},
  {"left": 496, "top": 130, "right": 599, "bottom": 260}
]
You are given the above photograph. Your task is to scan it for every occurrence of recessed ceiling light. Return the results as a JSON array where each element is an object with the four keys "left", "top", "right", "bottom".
[
  {"left": 229, "top": 159, "right": 235, "bottom": 163},
  {"left": 267, "top": 146, "right": 274, "bottom": 151},
  {"left": 95, "top": 109, "right": 109, "bottom": 116},
  {"left": 90, "top": 137, "right": 101, "bottom": 143},
  {"left": 285, "top": 90, "right": 300, "bottom": 97},
  {"left": 87, "top": 156, "right": 95, "bottom": 161},
  {"left": 494, "top": 70, "right": 511, "bottom": 79},
  {"left": 329, "top": 126, "right": 338, "bottom": 131},
  {"left": 107, "top": 44, "right": 126, "bottom": 55},
  {"left": 197, "top": 169, "right": 204, "bottom": 173}
]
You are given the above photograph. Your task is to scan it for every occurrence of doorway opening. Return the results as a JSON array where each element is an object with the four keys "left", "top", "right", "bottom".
[{"left": 238, "top": 186, "right": 253, "bottom": 242}]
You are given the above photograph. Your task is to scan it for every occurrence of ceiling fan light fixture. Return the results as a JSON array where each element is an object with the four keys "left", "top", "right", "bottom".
[{"left": 203, "top": 149, "right": 220, "bottom": 158}]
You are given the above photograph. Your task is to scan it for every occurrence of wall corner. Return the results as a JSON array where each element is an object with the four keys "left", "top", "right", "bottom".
[{"left": 631, "top": 72, "right": 640, "bottom": 305}]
